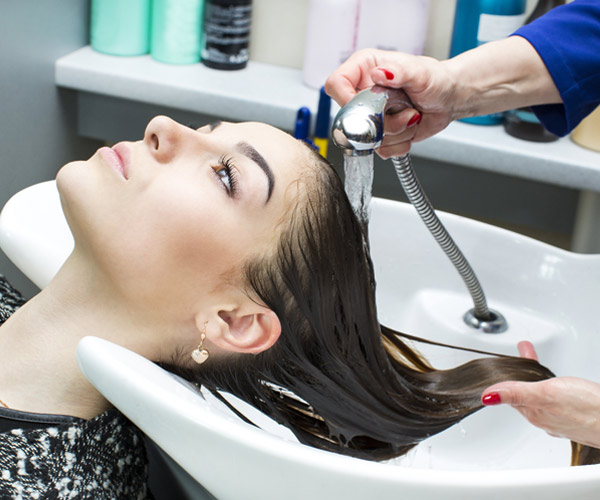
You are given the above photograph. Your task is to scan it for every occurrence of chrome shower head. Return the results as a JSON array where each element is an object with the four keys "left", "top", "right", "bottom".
[{"left": 331, "top": 86, "right": 412, "bottom": 156}]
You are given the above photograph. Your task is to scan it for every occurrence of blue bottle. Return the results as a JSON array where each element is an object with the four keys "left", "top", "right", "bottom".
[{"left": 450, "top": 0, "right": 527, "bottom": 125}]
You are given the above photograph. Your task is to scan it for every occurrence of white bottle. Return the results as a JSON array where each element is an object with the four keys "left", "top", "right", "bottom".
[
  {"left": 355, "top": 0, "right": 430, "bottom": 55},
  {"left": 302, "top": 0, "right": 360, "bottom": 89}
]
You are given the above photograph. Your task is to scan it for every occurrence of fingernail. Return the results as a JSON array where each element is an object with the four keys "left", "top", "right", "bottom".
[
  {"left": 379, "top": 68, "right": 395, "bottom": 80},
  {"left": 482, "top": 392, "right": 502, "bottom": 406},
  {"left": 407, "top": 112, "right": 422, "bottom": 127}
]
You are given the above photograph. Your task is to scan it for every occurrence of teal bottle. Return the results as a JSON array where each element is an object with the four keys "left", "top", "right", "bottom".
[
  {"left": 450, "top": 0, "right": 527, "bottom": 125},
  {"left": 90, "top": 0, "right": 151, "bottom": 56},
  {"left": 151, "top": 0, "right": 205, "bottom": 64}
]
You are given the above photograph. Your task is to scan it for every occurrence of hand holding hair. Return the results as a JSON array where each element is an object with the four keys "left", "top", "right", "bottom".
[{"left": 482, "top": 342, "right": 600, "bottom": 449}]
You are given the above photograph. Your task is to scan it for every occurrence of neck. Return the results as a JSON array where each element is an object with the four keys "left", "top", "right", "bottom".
[{"left": 0, "top": 253, "right": 176, "bottom": 419}]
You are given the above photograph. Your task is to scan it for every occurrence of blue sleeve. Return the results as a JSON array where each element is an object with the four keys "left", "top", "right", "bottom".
[{"left": 512, "top": 0, "right": 600, "bottom": 136}]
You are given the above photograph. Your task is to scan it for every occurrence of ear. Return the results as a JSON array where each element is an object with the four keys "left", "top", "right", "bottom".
[{"left": 203, "top": 305, "right": 282, "bottom": 355}]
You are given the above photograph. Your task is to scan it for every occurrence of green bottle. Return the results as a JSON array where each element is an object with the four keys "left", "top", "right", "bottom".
[
  {"left": 90, "top": 0, "right": 151, "bottom": 56},
  {"left": 151, "top": 0, "right": 205, "bottom": 64}
]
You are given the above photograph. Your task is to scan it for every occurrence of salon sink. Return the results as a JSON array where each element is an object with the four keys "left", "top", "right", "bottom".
[
  {"left": 0, "top": 181, "right": 73, "bottom": 288},
  {"left": 2, "top": 181, "right": 600, "bottom": 500}
]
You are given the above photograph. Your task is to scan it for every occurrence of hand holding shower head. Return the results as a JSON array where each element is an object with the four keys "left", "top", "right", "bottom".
[{"left": 331, "top": 87, "right": 413, "bottom": 156}]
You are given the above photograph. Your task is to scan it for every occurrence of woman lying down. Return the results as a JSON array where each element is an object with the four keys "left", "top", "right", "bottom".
[{"left": 0, "top": 116, "right": 598, "bottom": 499}]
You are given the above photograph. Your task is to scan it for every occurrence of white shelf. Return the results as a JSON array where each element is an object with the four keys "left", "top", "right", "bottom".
[
  {"left": 55, "top": 46, "right": 321, "bottom": 132},
  {"left": 416, "top": 120, "right": 600, "bottom": 192},
  {"left": 55, "top": 46, "right": 600, "bottom": 192}
]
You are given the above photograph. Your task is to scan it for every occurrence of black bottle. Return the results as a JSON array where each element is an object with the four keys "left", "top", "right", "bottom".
[
  {"left": 201, "top": 0, "right": 253, "bottom": 70},
  {"left": 503, "top": 0, "right": 565, "bottom": 142}
]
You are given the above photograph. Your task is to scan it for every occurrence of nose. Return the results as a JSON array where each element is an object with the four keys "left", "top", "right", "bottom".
[{"left": 143, "top": 116, "right": 186, "bottom": 163}]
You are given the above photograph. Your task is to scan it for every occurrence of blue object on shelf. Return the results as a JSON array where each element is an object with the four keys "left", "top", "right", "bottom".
[
  {"left": 314, "top": 87, "right": 332, "bottom": 157},
  {"left": 294, "top": 107, "right": 317, "bottom": 150},
  {"left": 450, "top": 0, "right": 527, "bottom": 125},
  {"left": 294, "top": 107, "right": 311, "bottom": 141}
]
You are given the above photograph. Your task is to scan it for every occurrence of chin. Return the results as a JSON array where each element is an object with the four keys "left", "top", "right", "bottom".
[
  {"left": 55, "top": 158, "right": 109, "bottom": 248},
  {"left": 56, "top": 160, "right": 86, "bottom": 217}
]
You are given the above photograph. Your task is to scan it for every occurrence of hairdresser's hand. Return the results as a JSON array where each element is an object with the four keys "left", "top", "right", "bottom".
[
  {"left": 325, "top": 48, "right": 459, "bottom": 158},
  {"left": 482, "top": 341, "right": 600, "bottom": 449},
  {"left": 326, "top": 39, "right": 561, "bottom": 158}
]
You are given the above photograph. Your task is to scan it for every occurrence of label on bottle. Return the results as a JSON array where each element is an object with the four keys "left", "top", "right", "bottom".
[
  {"left": 202, "top": 3, "right": 252, "bottom": 67},
  {"left": 477, "top": 13, "right": 527, "bottom": 44}
]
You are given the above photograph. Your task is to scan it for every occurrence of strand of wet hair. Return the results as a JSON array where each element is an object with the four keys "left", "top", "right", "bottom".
[{"left": 385, "top": 326, "right": 515, "bottom": 359}]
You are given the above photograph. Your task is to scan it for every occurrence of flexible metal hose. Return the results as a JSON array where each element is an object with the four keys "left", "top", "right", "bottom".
[{"left": 391, "top": 154, "right": 492, "bottom": 321}]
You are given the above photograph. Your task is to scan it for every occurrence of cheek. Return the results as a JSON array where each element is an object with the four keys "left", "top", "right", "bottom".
[
  {"left": 56, "top": 160, "right": 109, "bottom": 243},
  {"left": 106, "top": 185, "right": 250, "bottom": 297}
]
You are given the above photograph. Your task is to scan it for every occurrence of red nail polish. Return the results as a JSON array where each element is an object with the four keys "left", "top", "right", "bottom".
[
  {"left": 482, "top": 392, "right": 502, "bottom": 406},
  {"left": 407, "top": 113, "right": 422, "bottom": 127},
  {"left": 380, "top": 68, "right": 394, "bottom": 80}
]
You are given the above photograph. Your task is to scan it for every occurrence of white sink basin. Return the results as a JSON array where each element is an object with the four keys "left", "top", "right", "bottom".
[
  {"left": 0, "top": 181, "right": 73, "bottom": 289},
  {"left": 2, "top": 181, "right": 600, "bottom": 500}
]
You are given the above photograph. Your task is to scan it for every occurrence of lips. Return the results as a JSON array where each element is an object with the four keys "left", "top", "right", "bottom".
[{"left": 98, "top": 144, "right": 129, "bottom": 179}]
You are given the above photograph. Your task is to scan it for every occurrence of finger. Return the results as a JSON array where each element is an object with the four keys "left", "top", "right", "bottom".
[
  {"left": 547, "top": 430, "right": 568, "bottom": 439},
  {"left": 382, "top": 109, "right": 422, "bottom": 136},
  {"left": 518, "top": 341, "right": 538, "bottom": 361},
  {"left": 481, "top": 380, "right": 548, "bottom": 408},
  {"left": 376, "top": 140, "right": 413, "bottom": 159},
  {"left": 325, "top": 51, "right": 378, "bottom": 107},
  {"left": 325, "top": 72, "right": 360, "bottom": 108},
  {"left": 380, "top": 129, "right": 417, "bottom": 149},
  {"left": 368, "top": 55, "right": 427, "bottom": 94}
]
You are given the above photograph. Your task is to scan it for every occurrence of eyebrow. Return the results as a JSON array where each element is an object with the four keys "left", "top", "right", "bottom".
[
  {"left": 236, "top": 141, "right": 275, "bottom": 203},
  {"left": 208, "top": 120, "right": 222, "bottom": 131}
]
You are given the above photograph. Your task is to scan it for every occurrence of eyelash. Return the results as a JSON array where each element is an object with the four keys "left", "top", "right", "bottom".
[{"left": 214, "top": 155, "right": 239, "bottom": 197}]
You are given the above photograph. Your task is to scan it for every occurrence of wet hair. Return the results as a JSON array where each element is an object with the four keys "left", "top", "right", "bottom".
[{"left": 167, "top": 147, "right": 600, "bottom": 466}]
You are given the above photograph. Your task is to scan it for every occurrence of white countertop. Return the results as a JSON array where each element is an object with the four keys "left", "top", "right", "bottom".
[{"left": 55, "top": 46, "right": 600, "bottom": 192}]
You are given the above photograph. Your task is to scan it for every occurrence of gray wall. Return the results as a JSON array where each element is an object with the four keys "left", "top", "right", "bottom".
[{"left": 0, "top": 1, "right": 101, "bottom": 297}]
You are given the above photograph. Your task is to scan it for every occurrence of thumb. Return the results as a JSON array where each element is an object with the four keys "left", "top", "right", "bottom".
[
  {"left": 325, "top": 73, "right": 358, "bottom": 107},
  {"left": 482, "top": 380, "right": 546, "bottom": 408}
]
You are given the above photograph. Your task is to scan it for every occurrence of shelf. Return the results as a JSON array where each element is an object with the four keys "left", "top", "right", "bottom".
[
  {"left": 55, "top": 46, "right": 320, "bottom": 133},
  {"left": 416, "top": 121, "right": 600, "bottom": 192},
  {"left": 55, "top": 46, "right": 600, "bottom": 192}
]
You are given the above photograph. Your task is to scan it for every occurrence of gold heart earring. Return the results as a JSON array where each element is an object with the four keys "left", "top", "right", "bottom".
[{"left": 191, "top": 321, "right": 209, "bottom": 365}]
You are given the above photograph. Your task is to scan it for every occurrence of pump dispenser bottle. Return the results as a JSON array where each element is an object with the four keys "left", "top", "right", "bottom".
[
  {"left": 302, "top": 0, "right": 360, "bottom": 89},
  {"left": 355, "top": 0, "right": 430, "bottom": 56}
]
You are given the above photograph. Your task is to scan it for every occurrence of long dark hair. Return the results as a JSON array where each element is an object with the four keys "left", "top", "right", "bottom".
[{"left": 170, "top": 148, "right": 599, "bottom": 466}]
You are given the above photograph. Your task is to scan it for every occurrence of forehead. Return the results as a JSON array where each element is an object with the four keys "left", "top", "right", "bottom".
[
  {"left": 227, "top": 121, "right": 300, "bottom": 151},
  {"left": 223, "top": 120, "right": 311, "bottom": 185}
]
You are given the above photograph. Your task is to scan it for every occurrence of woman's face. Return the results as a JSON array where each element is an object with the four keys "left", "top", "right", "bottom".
[{"left": 57, "top": 116, "right": 308, "bottom": 319}]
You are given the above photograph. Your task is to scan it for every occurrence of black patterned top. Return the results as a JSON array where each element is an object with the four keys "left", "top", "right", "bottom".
[
  {"left": 0, "top": 276, "right": 152, "bottom": 499},
  {"left": 0, "top": 274, "right": 26, "bottom": 322}
]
